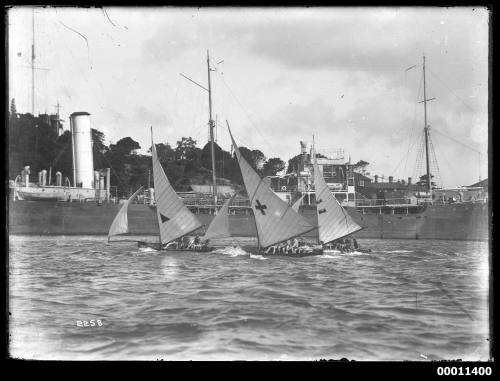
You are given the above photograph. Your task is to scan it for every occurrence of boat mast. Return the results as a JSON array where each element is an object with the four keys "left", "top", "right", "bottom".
[
  {"left": 31, "top": 8, "right": 35, "bottom": 116},
  {"left": 207, "top": 50, "right": 218, "bottom": 206},
  {"left": 421, "top": 55, "right": 434, "bottom": 198}
]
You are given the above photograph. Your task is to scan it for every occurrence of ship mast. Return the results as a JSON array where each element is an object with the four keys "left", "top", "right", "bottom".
[
  {"left": 31, "top": 8, "right": 35, "bottom": 116},
  {"left": 420, "top": 55, "right": 435, "bottom": 198},
  {"left": 179, "top": 51, "right": 218, "bottom": 207},
  {"left": 207, "top": 50, "right": 218, "bottom": 206}
]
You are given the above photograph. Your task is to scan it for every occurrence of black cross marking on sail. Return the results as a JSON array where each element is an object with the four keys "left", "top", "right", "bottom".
[
  {"left": 160, "top": 213, "right": 170, "bottom": 223},
  {"left": 318, "top": 208, "right": 327, "bottom": 214},
  {"left": 255, "top": 199, "right": 267, "bottom": 215}
]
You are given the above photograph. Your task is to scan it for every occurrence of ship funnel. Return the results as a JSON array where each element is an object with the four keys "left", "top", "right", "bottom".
[
  {"left": 56, "top": 171, "right": 62, "bottom": 186},
  {"left": 22, "top": 166, "right": 30, "bottom": 187},
  {"left": 70, "top": 112, "right": 94, "bottom": 188}
]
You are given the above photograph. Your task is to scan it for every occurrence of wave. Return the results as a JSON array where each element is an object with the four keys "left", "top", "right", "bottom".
[
  {"left": 138, "top": 247, "right": 158, "bottom": 253},
  {"left": 250, "top": 254, "right": 267, "bottom": 260},
  {"left": 383, "top": 250, "right": 413, "bottom": 253},
  {"left": 212, "top": 246, "right": 249, "bottom": 257},
  {"left": 319, "top": 254, "right": 339, "bottom": 259}
]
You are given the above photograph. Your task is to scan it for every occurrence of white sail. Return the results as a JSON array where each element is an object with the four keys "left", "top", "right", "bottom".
[
  {"left": 291, "top": 194, "right": 305, "bottom": 213},
  {"left": 203, "top": 194, "right": 236, "bottom": 240},
  {"left": 228, "top": 127, "right": 316, "bottom": 248},
  {"left": 313, "top": 161, "right": 362, "bottom": 244},
  {"left": 108, "top": 186, "right": 144, "bottom": 242},
  {"left": 151, "top": 139, "right": 203, "bottom": 244}
]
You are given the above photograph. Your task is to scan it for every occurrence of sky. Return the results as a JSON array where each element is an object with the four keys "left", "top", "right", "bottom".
[{"left": 7, "top": 6, "right": 489, "bottom": 187}]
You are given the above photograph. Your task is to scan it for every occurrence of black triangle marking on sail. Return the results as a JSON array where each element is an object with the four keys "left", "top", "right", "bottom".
[{"left": 160, "top": 213, "right": 170, "bottom": 223}]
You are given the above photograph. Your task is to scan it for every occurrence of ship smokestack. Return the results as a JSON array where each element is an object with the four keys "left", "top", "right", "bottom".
[
  {"left": 389, "top": 176, "right": 393, "bottom": 183},
  {"left": 94, "top": 171, "right": 100, "bottom": 189},
  {"left": 56, "top": 171, "right": 62, "bottom": 187},
  {"left": 106, "top": 168, "right": 111, "bottom": 201},
  {"left": 374, "top": 175, "right": 378, "bottom": 183},
  {"left": 99, "top": 175, "right": 105, "bottom": 196},
  {"left": 70, "top": 112, "right": 94, "bottom": 188},
  {"left": 408, "top": 177, "right": 412, "bottom": 185},
  {"left": 41, "top": 169, "right": 47, "bottom": 186},
  {"left": 22, "top": 166, "right": 30, "bottom": 187},
  {"left": 149, "top": 188, "right": 155, "bottom": 205}
]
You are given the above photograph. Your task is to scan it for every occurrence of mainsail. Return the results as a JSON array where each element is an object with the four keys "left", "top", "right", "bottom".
[
  {"left": 151, "top": 138, "right": 203, "bottom": 244},
  {"left": 203, "top": 194, "right": 237, "bottom": 240},
  {"left": 313, "top": 161, "right": 362, "bottom": 244},
  {"left": 108, "top": 186, "right": 144, "bottom": 242},
  {"left": 228, "top": 127, "right": 316, "bottom": 248}
]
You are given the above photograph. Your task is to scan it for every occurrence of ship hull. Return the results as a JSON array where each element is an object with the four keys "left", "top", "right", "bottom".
[{"left": 8, "top": 200, "right": 489, "bottom": 241}]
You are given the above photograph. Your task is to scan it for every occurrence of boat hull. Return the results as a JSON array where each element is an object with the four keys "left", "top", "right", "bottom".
[
  {"left": 242, "top": 246, "right": 324, "bottom": 258},
  {"left": 137, "top": 241, "right": 214, "bottom": 252},
  {"left": 8, "top": 200, "right": 489, "bottom": 241}
]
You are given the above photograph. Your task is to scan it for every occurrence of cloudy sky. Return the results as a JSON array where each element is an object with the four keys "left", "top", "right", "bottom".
[{"left": 8, "top": 6, "right": 489, "bottom": 187}]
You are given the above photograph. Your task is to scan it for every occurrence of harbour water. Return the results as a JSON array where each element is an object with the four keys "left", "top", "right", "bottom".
[{"left": 8, "top": 236, "right": 490, "bottom": 361}]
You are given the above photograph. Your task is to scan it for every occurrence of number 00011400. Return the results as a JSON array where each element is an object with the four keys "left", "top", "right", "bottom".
[
  {"left": 76, "top": 320, "right": 103, "bottom": 327},
  {"left": 437, "top": 367, "right": 492, "bottom": 376}
]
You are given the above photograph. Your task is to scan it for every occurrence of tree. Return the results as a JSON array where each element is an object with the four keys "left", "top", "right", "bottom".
[
  {"left": 352, "top": 160, "right": 370, "bottom": 174},
  {"left": 92, "top": 129, "right": 108, "bottom": 154},
  {"left": 239, "top": 147, "right": 266, "bottom": 171},
  {"left": 149, "top": 142, "right": 176, "bottom": 163},
  {"left": 175, "top": 137, "right": 199, "bottom": 161},
  {"left": 262, "top": 157, "right": 286, "bottom": 177},
  {"left": 91, "top": 128, "right": 109, "bottom": 170},
  {"left": 287, "top": 154, "right": 302, "bottom": 174},
  {"left": 110, "top": 137, "right": 141, "bottom": 155}
]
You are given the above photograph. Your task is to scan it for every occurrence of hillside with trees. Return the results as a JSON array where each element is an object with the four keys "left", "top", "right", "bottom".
[{"left": 8, "top": 106, "right": 286, "bottom": 197}]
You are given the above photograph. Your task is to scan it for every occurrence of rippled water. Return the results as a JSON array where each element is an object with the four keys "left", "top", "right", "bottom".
[{"left": 8, "top": 236, "right": 490, "bottom": 361}]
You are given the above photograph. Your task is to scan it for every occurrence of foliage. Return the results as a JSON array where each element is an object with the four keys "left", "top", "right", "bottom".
[
  {"left": 352, "top": 160, "right": 370, "bottom": 174},
  {"left": 262, "top": 157, "right": 286, "bottom": 177},
  {"left": 109, "top": 136, "right": 141, "bottom": 155},
  {"left": 8, "top": 115, "right": 288, "bottom": 197}
]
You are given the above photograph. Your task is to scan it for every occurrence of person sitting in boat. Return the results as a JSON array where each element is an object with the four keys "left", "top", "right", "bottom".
[
  {"left": 194, "top": 234, "right": 201, "bottom": 245},
  {"left": 186, "top": 235, "right": 198, "bottom": 249},
  {"left": 189, "top": 234, "right": 202, "bottom": 250},
  {"left": 352, "top": 237, "right": 359, "bottom": 250},
  {"left": 264, "top": 246, "right": 274, "bottom": 255},
  {"left": 342, "top": 237, "right": 353, "bottom": 252},
  {"left": 184, "top": 236, "right": 192, "bottom": 249},
  {"left": 165, "top": 240, "right": 178, "bottom": 250}
]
